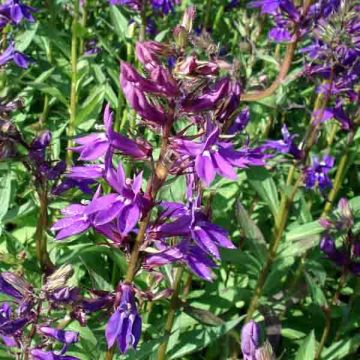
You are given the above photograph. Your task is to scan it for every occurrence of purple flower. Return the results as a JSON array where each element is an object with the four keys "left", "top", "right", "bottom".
[
  {"left": 39, "top": 327, "right": 79, "bottom": 345},
  {"left": 92, "top": 157, "right": 146, "bottom": 235},
  {"left": 181, "top": 78, "right": 232, "bottom": 113},
  {"left": 0, "top": 303, "right": 28, "bottom": 337},
  {"left": 0, "top": 42, "right": 30, "bottom": 68},
  {"left": 71, "top": 104, "right": 152, "bottom": 161},
  {"left": 51, "top": 189, "right": 116, "bottom": 240},
  {"left": 320, "top": 234, "right": 347, "bottom": 266},
  {"left": 151, "top": 0, "right": 179, "bottom": 14},
  {"left": 145, "top": 239, "right": 216, "bottom": 281},
  {"left": 172, "top": 126, "right": 268, "bottom": 186},
  {"left": 227, "top": 107, "right": 250, "bottom": 135},
  {"left": 66, "top": 165, "right": 104, "bottom": 180},
  {"left": 152, "top": 201, "right": 235, "bottom": 260},
  {"left": 269, "top": 26, "right": 292, "bottom": 42},
  {"left": 0, "top": 272, "right": 30, "bottom": 300},
  {"left": 105, "top": 284, "right": 141, "bottom": 354},
  {"left": 0, "top": 0, "right": 36, "bottom": 25},
  {"left": 241, "top": 321, "right": 261, "bottom": 360},
  {"left": 31, "top": 349, "right": 80, "bottom": 360},
  {"left": 304, "top": 154, "right": 334, "bottom": 190},
  {"left": 249, "top": 0, "right": 280, "bottom": 14},
  {"left": 120, "top": 62, "right": 167, "bottom": 126},
  {"left": 262, "top": 125, "right": 303, "bottom": 159}
]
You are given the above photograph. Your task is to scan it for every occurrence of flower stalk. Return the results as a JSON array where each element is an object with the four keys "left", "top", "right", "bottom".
[
  {"left": 157, "top": 267, "right": 184, "bottom": 360},
  {"left": 66, "top": 0, "right": 80, "bottom": 165}
]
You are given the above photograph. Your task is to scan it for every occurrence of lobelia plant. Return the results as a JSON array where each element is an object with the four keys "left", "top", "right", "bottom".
[{"left": 50, "top": 6, "right": 274, "bottom": 357}]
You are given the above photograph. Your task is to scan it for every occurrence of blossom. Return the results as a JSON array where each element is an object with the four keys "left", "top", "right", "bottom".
[
  {"left": 304, "top": 155, "right": 334, "bottom": 190},
  {"left": 39, "top": 327, "right": 79, "bottom": 345},
  {"left": 31, "top": 349, "right": 80, "bottom": 360},
  {"left": 172, "top": 126, "right": 268, "bottom": 185},
  {"left": 249, "top": 0, "right": 280, "bottom": 14},
  {"left": 145, "top": 239, "right": 216, "bottom": 281},
  {"left": 92, "top": 157, "right": 146, "bottom": 235},
  {"left": 152, "top": 0, "right": 179, "bottom": 14},
  {"left": 0, "top": 42, "right": 30, "bottom": 68},
  {"left": 152, "top": 201, "right": 235, "bottom": 260},
  {"left": 262, "top": 125, "right": 303, "bottom": 159},
  {"left": 105, "top": 284, "right": 141, "bottom": 353},
  {"left": 241, "top": 321, "right": 261, "bottom": 360},
  {"left": 120, "top": 62, "right": 167, "bottom": 125},
  {"left": 0, "top": 0, "right": 36, "bottom": 25},
  {"left": 51, "top": 189, "right": 117, "bottom": 240},
  {"left": 71, "top": 104, "right": 151, "bottom": 161}
]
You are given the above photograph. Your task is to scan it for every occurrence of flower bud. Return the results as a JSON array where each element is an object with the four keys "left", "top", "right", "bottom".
[
  {"left": 241, "top": 320, "right": 261, "bottom": 360},
  {"left": 44, "top": 265, "right": 74, "bottom": 293},
  {"left": 173, "top": 25, "right": 188, "bottom": 49},
  {"left": 181, "top": 6, "right": 196, "bottom": 33}
]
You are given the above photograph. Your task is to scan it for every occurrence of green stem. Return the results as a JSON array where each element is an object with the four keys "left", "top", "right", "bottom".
[
  {"left": 157, "top": 267, "right": 184, "bottom": 360},
  {"left": 39, "top": 95, "right": 49, "bottom": 129},
  {"left": 203, "top": 0, "right": 212, "bottom": 30},
  {"left": 79, "top": 0, "right": 87, "bottom": 55},
  {"left": 315, "top": 274, "right": 347, "bottom": 359},
  {"left": 34, "top": 189, "right": 54, "bottom": 273},
  {"left": 245, "top": 74, "right": 333, "bottom": 321},
  {"left": 241, "top": 0, "right": 313, "bottom": 102},
  {"left": 66, "top": 0, "right": 80, "bottom": 166},
  {"left": 322, "top": 131, "right": 355, "bottom": 217},
  {"left": 213, "top": 5, "right": 224, "bottom": 32},
  {"left": 245, "top": 176, "right": 302, "bottom": 321}
]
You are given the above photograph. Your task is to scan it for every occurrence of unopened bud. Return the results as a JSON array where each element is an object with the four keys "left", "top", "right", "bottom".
[
  {"left": 173, "top": 25, "right": 188, "bottom": 49},
  {"left": 44, "top": 265, "right": 74, "bottom": 292},
  {"left": 181, "top": 6, "right": 196, "bottom": 33}
]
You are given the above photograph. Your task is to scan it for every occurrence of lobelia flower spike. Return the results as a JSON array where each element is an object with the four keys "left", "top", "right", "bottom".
[
  {"left": 50, "top": 7, "right": 276, "bottom": 356},
  {"left": 105, "top": 283, "right": 141, "bottom": 353}
]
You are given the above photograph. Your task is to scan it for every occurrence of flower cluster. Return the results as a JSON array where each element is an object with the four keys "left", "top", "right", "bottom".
[
  {"left": 300, "top": 1, "right": 360, "bottom": 135},
  {"left": 0, "top": 268, "right": 80, "bottom": 359},
  {"left": 0, "top": 0, "right": 36, "bottom": 68},
  {"left": 51, "top": 7, "right": 273, "bottom": 354},
  {"left": 249, "top": 0, "right": 340, "bottom": 43},
  {"left": 319, "top": 198, "right": 360, "bottom": 275}
]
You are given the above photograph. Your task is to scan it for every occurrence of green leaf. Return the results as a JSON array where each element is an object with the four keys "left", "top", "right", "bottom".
[
  {"left": 168, "top": 316, "right": 243, "bottom": 359},
  {"left": 183, "top": 304, "right": 225, "bottom": 326},
  {"left": 246, "top": 167, "right": 279, "bottom": 217},
  {"left": 75, "top": 85, "right": 105, "bottom": 126},
  {"left": 321, "top": 334, "right": 360, "bottom": 359},
  {"left": 295, "top": 330, "right": 316, "bottom": 360},
  {"left": 236, "top": 199, "right": 267, "bottom": 261},
  {"left": 15, "top": 23, "right": 39, "bottom": 52},
  {"left": 0, "top": 172, "right": 12, "bottom": 223},
  {"left": 109, "top": 6, "right": 129, "bottom": 39},
  {"left": 305, "top": 273, "right": 327, "bottom": 307}
]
